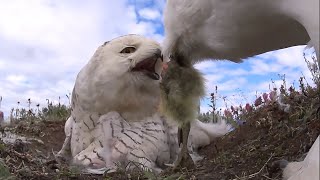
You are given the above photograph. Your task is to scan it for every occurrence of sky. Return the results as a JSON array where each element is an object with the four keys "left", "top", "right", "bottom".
[{"left": 0, "top": 0, "right": 317, "bottom": 118}]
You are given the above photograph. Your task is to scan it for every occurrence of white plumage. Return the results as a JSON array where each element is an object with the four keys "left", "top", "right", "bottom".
[
  {"left": 57, "top": 34, "right": 231, "bottom": 173},
  {"left": 163, "top": 0, "right": 319, "bottom": 62},
  {"left": 283, "top": 136, "right": 319, "bottom": 180}
]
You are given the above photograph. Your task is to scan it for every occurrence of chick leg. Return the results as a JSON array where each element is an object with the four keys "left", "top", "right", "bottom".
[
  {"left": 174, "top": 121, "right": 194, "bottom": 169},
  {"left": 55, "top": 135, "right": 72, "bottom": 163},
  {"left": 55, "top": 117, "right": 73, "bottom": 163}
]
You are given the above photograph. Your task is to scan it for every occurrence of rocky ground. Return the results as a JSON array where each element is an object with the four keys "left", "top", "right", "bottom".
[{"left": 0, "top": 86, "right": 319, "bottom": 180}]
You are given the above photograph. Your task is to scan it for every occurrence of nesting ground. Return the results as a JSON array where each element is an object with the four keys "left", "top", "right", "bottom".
[{"left": 0, "top": 87, "right": 319, "bottom": 180}]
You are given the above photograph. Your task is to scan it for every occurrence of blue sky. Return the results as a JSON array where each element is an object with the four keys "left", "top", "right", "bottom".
[{"left": 0, "top": 0, "right": 315, "bottom": 118}]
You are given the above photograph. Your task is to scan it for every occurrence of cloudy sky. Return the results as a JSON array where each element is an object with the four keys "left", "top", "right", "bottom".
[{"left": 0, "top": 0, "right": 316, "bottom": 118}]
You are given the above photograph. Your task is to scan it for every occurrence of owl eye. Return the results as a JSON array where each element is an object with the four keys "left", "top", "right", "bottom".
[{"left": 120, "top": 46, "right": 136, "bottom": 54}]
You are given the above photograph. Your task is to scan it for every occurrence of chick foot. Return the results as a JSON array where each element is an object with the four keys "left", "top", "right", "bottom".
[{"left": 173, "top": 122, "right": 195, "bottom": 170}]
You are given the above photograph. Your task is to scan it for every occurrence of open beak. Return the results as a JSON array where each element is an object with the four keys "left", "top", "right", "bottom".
[{"left": 131, "top": 53, "right": 163, "bottom": 80}]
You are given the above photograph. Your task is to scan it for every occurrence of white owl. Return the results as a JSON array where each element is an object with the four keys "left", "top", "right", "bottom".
[
  {"left": 57, "top": 34, "right": 231, "bottom": 173},
  {"left": 163, "top": 0, "right": 319, "bottom": 62},
  {"left": 161, "top": 0, "right": 319, "bottom": 170}
]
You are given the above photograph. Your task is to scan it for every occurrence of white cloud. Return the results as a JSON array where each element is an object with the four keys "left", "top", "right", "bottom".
[
  {"left": 0, "top": 0, "right": 163, "bottom": 117},
  {"left": 248, "top": 59, "right": 284, "bottom": 75},
  {"left": 6, "top": 75, "right": 27, "bottom": 84},
  {"left": 216, "top": 78, "right": 248, "bottom": 92},
  {"left": 139, "top": 8, "right": 161, "bottom": 20},
  {"left": 200, "top": 105, "right": 211, "bottom": 113},
  {"left": 195, "top": 61, "right": 217, "bottom": 71},
  {"left": 0, "top": 1, "right": 103, "bottom": 55},
  {"left": 259, "top": 46, "right": 307, "bottom": 67}
]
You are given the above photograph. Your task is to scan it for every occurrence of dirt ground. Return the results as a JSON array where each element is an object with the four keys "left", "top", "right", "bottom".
[
  {"left": 195, "top": 106, "right": 319, "bottom": 179},
  {"left": 0, "top": 88, "right": 319, "bottom": 180}
]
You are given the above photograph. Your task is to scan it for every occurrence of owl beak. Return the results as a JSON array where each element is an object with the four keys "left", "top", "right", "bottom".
[{"left": 131, "top": 50, "right": 163, "bottom": 80}]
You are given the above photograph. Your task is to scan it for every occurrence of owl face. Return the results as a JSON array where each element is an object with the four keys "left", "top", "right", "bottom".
[{"left": 74, "top": 35, "right": 164, "bottom": 120}]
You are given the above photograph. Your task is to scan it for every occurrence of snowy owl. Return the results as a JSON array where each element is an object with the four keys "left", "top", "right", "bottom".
[
  {"left": 160, "top": 0, "right": 319, "bottom": 168},
  {"left": 162, "top": 0, "right": 319, "bottom": 62},
  {"left": 57, "top": 34, "right": 231, "bottom": 173}
]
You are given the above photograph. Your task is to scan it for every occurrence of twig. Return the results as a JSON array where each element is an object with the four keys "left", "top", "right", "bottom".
[
  {"left": 233, "top": 153, "right": 274, "bottom": 180},
  {"left": 129, "top": 160, "right": 145, "bottom": 173},
  {"left": 5, "top": 156, "right": 13, "bottom": 164},
  {"left": 17, "top": 161, "right": 23, "bottom": 169},
  {"left": 262, "top": 174, "right": 274, "bottom": 180}
]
